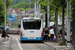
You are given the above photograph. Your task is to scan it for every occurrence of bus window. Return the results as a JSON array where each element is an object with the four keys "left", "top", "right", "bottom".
[{"left": 23, "top": 20, "right": 41, "bottom": 30}]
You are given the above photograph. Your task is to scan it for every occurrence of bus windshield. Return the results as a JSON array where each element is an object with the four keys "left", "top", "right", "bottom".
[{"left": 23, "top": 20, "right": 41, "bottom": 30}]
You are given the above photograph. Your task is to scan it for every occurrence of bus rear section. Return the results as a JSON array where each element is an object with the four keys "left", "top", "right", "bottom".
[{"left": 20, "top": 19, "right": 43, "bottom": 41}]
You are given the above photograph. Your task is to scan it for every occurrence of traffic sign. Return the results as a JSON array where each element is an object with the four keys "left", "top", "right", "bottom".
[
  {"left": 8, "top": 23, "right": 11, "bottom": 26},
  {"left": 8, "top": 15, "right": 16, "bottom": 21}
]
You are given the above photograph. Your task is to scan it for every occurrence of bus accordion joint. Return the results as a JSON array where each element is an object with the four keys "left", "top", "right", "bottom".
[
  {"left": 21, "top": 31, "right": 23, "bottom": 36},
  {"left": 41, "top": 31, "right": 43, "bottom": 37}
]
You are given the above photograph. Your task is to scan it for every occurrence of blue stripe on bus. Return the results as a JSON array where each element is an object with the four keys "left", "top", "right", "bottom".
[{"left": 21, "top": 37, "right": 43, "bottom": 41}]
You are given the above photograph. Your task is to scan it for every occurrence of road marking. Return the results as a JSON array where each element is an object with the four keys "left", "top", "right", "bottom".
[
  {"left": 16, "top": 37, "right": 23, "bottom": 50},
  {"left": 0, "top": 37, "right": 1, "bottom": 38},
  {"left": 12, "top": 37, "right": 15, "bottom": 38},
  {"left": 18, "top": 37, "right": 20, "bottom": 39}
]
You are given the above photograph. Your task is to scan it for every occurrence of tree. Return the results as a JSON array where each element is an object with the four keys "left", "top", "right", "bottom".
[
  {"left": 71, "top": 0, "right": 75, "bottom": 48},
  {"left": 12, "top": 0, "right": 33, "bottom": 5},
  {"left": 52, "top": 0, "right": 67, "bottom": 43},
  {"left": 40, "top": 0, "right": 49, "bottom": 27},
  {"left": 0, "top": 0, "right": 4, "bottom": 25},
  {"left": 0, "top": 0, "right": 12, "bottom": 26},
  {"left": 61, "top": 0, "right": 66, "bottom": 44},
  {"left": 6, "top": 0, "right": 13, "bottom": 8},
  {"left": 39, "top": 0, "right": 61, "bottom": 42},
  {"left": 38, "top": 0, "right": 71, "bottom": 43},
  {"left": 12, "top": 2, "right": 34, "bottom": 9},
  {"left": 52, "top": 0, "right": 61, "bottom": 42}
]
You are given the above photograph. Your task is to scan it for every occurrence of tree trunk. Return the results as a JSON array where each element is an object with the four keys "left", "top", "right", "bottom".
[
  {"left": 62, "top": 7, "right": 66, "bottom": 44},
  {"left": 55, "top": 8, "right": 59, "bottom": 42},
  {"left": 71, "top": 2, "right": 75, "bottom": 47},
  {"left": 45, "top": 7, "right": 47, "bottom": 27}
]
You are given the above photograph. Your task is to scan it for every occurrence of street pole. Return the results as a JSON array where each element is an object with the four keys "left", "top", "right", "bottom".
[
  {"left": 38, "top": 0, "right": 40, "bottom": 18},
  {"left": 30, "top": 0, "right": 31, "bottom": 10},
  {"left": 29, "top": 0, "right": 31, "bottom": 17},
  {"left": 8, "top": 6, "right": 10, "bottom": 28},
  {"left": 37, "top": 1, "right": 39, "bottom": 18},
  {"left": 28, "top": 0, "right": 30, "bottom": 17},
  {"left": 4, "top": 0, "right": 6, "bottom": 30},
  {"left": 67, "top": 0, "right": 70, "bottom": 47},
  {"left": 28, "top": 9, "right": 29, "bottom": 17},
  {"left": 34, "top": 0, "right": 36, "bottom": 18},
  {"left": 47, "top": 0, "right": 50, "bottom": 28},
  {"left": 39, "top": 4, "right": 40, "bottom": 18},
  {"left": 19, "top": 12, "right": 21, "bottom": 25}
]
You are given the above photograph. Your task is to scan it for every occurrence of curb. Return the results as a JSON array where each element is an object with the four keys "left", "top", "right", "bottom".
[
  {"left": 44, "top": 42, "right": 75, "bottom": 50},
  {"left": 44, "top": 42, "right": 56, "bottom": 50}
]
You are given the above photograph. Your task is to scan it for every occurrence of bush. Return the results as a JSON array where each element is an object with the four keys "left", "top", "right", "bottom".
[{"left": 59, "top": 42, "right": 66, "bottom": 46}]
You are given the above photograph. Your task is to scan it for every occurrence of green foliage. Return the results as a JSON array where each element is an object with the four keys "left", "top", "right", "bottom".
[
  {"left": 39, "top": 0, "right": 66, "bottom": 17},
  {"left": 25, "top": 8, "right": 31, "bottom": 11},
  {"left": 71, "top": 0, "right": 75, "bottom": 21},
  {"left": 54, "top": 42, "right": 58, "bottom": 43},
  {"left": 19, "top": 8, "right": 25, "bottom": 11},
  {"left": 0, "top": 0, "right": 4, "bottom": 25},
  {"left": 31, "top": 14, "right": 34, "bottom": 17},
  {"left": 12, "top": 0, "right": 33, "bottom": 5},
  {"left": 12, "top": 2, "right": 34, "bottom": 10},
  {"left": 0, "top": 0, "right": 12, "bottom": 26},
  {"left": 70, "top": 16, "right": 73, "bottom": 20},
  {"left": 6, "top": 0, "right": 13, "bottom": 7},
  {"left": 71, "top": 0, "right": 75, "bottom": 5},
  {"left": 59, "top": 42, "right": 66, "bottom": 46}
]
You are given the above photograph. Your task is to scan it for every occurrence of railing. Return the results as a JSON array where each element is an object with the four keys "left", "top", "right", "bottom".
[{"left": 0, "top": 30, "right": 20, "bottom": 34}]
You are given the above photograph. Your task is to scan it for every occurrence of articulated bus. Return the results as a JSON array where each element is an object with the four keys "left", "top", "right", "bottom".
[{"left": 20, "top": 17, "right": 43, "bottom": 42}]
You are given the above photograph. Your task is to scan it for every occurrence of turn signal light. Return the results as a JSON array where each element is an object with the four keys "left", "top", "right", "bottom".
[
  {"left": 21, "top": 31, "right": 23, "bottom": 36},
  {"left": 41, "top": 31, "right": 43, "bottom": 36}
]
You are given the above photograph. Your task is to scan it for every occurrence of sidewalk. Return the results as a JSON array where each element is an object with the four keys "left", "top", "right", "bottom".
[
  {"left": 44, "top": 42, "right": 75, "bottom": 50},
  {"left": 0, "top": 36, "right": 5, "bottom": 45},
  {"left": 0, "top": 36, "right": 11, "bottom": 50}
]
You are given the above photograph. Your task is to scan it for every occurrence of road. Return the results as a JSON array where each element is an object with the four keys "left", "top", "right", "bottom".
[{"left": 0, "top": 34, "right": 54, "bottom": 50}]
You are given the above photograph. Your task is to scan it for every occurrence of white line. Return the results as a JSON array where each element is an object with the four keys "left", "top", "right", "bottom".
[{"left": 16, "top": 37, "right": 23, "bottom": 50}]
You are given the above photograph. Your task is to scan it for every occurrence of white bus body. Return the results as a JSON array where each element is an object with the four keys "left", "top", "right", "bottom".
[{"left": 20, "top": 18, "right": 43, "bottom": 41}]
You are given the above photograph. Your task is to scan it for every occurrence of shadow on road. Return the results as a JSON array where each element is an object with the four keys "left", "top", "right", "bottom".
[{"left": 20, "top": 41, "right": 44, "bottom": 43}]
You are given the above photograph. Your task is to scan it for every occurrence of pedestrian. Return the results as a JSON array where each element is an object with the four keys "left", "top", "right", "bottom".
[
  {"left": 1, "top": 28, "right": 9, "bottom": 38},
  {"left": 70, "top": 31, "right": 72, "bottom": 43},
  {"left": 48, "top": 32, "right": 51, "bottom": 41},
  {"left": 70, "top": 27, "right": 72, "bottom": 43},
  {"left": 44, "top": 27, "right": 49, "bottom": 42},
  {"left": 50, "top": 27, "right": 54, "bottom": 42},
  {"left": 43, "top": 28, "right": 45, "bottom": 40},
  {"left": 64, "top": 28, "right": 67, "bottom": 40}
]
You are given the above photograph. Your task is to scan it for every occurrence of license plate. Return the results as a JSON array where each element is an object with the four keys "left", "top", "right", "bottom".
[
  {"left": 30, "top": 31, "right": 34, "bottom": 33},
  {"left": 28, "top": 37, "right": 34, "bottom": 39}
]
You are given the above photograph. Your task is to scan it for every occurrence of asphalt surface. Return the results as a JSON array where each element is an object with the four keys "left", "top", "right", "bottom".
[
  {"left": 10, "top": 36, "right": 54, "bottom": 50},
  {"left": 0, "top": 34, "right": 55, "bottom": 50}
]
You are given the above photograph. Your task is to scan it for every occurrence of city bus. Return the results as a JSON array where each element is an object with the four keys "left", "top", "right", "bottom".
[{"left": 20, "top": 17, "right": 43, "bottom": 42}]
